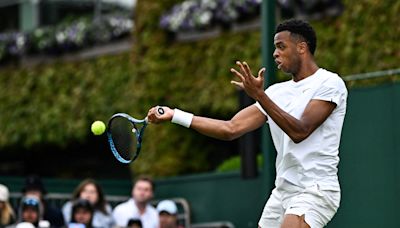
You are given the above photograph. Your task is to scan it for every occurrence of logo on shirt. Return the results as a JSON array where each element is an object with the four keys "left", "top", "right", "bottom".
[{"left": 302, "top": 88, "right": 311, "bottom": 93}]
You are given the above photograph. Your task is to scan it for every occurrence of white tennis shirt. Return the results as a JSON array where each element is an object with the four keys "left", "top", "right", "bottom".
[
  {"left": 256, "top": 68, "right": 348, "bottom": 191},
  {"left": 112, "top": 198, "right": 159, "bottom": 228}
]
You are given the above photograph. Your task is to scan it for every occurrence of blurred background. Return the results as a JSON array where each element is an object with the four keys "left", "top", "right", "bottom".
[{"left": 0, "top": 0, "right": 399, "bottom": 227}]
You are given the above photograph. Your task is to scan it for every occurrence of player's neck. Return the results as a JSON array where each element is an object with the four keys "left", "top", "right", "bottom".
[{"left": 292, "top": 60, "right": 319, "bottom": 82}]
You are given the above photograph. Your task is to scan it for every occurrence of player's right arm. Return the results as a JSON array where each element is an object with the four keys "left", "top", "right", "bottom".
[{"left": 147, "top": 105, "right": 266, "bottom": 141}]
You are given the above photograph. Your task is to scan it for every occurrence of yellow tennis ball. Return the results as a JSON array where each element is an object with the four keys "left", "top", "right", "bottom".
[{"left": 91, "top": 120, "right": 106, "bottom": 135}]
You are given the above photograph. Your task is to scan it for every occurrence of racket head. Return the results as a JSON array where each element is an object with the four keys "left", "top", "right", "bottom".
[{"left": 106, "top": 113, "right": 148, "bottom": 164}]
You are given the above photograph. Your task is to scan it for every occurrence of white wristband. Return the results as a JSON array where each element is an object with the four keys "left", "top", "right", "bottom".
[{"left": 171, "top": 109, "right": 193, "bottom": 128}]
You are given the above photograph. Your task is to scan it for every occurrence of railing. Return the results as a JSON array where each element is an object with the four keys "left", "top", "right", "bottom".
[
  {"left": 9, "top": 192, "right": 129, "bottom": 208},
  {"left": 343, "top": 68, "right": 400, "bottom": 81}
]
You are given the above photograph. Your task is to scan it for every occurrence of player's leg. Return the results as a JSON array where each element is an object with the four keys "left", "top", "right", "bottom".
[
  {"left": 281, "top": 214, "right": 310, "bottom": 228},
  {"left": 258, "top": 188, "right": 284, "bottom": 228},
  {"left": 281, "top": 185, "right": 340, "bottom": 228}
]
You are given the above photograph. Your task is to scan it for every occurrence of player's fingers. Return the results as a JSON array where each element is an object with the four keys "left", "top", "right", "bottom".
[
  {"left": 230, "top": 68, "right": 245, "bottom": 82},
  {"left": 147, "top": 113, "right": 155, "bottom": 123},
  {"left": 258, "top": 67, "right": 266, "bottom": 79},
  {"left": 148, "top": 107, "right": 160, "bottom": 122},
  {"left": 230, "top": 80, "right": 244, "bottom": 89},
  {"left": 243, "top": 62, "right": 253, "bottom": 77},
  {"left": 147, "top": 107, "right": 154, "bottom": 116},
  {"left": 236, "top": 61, "right": 248, "bottom": 78}
]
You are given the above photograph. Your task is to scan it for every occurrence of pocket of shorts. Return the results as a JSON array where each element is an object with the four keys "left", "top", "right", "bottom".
[{"left": 303, "top": 184, "right": 340, "bottom": 211}]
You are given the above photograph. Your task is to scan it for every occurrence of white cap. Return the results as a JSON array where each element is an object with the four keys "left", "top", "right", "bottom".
[
  {"left": 0, "top": 184, "right": 9, "bottom": 202},
  {"left": 156, "top": 200, "right": 177, "bottom": 214},
  {"left": 16, "top": 222, "right": 36, "bottom": 228}
]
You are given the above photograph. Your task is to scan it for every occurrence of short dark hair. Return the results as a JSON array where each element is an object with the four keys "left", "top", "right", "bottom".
[
  {"left": 71, "top": 199, "right": 94, "bottom": 224},
  {"left": 133, "top": 176, "right": 155, "bottom": 191},
  {"left": 127, "top": 218, "right": 142, "bottom": 227},
  {"left": 276, "top": 19, "right": 317, "bottom": 55},
  {"left": 72, "top": 199, "right": 94, "bottom": 214}
]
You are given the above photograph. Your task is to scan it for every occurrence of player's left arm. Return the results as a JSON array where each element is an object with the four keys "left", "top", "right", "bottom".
[
  {"left": 258, "top": 96, "right": 336, "bottom": 143},
  {"left": 231, "top": 61, "right": 336, "bottom": 143}
]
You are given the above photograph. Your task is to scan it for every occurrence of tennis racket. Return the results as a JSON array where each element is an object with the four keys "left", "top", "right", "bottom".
[{"left": 107, "top": 107, "right": 164, "bottom": 163}]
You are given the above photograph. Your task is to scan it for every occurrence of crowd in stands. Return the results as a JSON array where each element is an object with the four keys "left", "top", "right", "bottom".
[{"left": 0, "top": 175, "right": 182, "bottom": 228}]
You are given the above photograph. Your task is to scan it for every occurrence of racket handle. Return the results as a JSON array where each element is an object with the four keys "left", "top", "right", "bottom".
[{"left": 157, "top": 106, "right": 165, "bottom": 115}]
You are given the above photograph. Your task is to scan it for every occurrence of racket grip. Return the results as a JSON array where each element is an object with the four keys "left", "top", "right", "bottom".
[
  {"left": 157, "top": 106, "right": 165, "bottom": 115},
  {"left": 171, "top": 109, "right": 193, "bottom": 128}
]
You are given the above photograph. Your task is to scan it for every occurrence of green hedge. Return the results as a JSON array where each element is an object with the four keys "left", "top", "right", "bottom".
[
  {"left": 216, "top": 154, "right": 263, "bottom": 172},
  {"left": 0, "top": 54, "right": 134, "bottom": 146},
  {"left": 312, "top": 0, "right": 399, "bottom": 76},
  {"left": 0, "top": 0, "right": 398, "bottom": 177}
]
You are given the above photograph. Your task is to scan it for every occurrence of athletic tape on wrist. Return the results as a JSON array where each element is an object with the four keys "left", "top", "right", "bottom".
[{"left": 171, "top": 109, "right": 193, "bottom": 128}]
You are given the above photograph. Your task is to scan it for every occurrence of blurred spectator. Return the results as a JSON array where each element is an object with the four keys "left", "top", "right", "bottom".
[
  {"left": 156, "top": 200, "right": 183, "bottom": 228},
  {"left": 69, "top": 199, "right": 94, "bottom": 228},
  {"left": 21, "top": 175, "right": 64, "bottom": 227},
  {"left": 127, "top": 219, "right": 142, "bottom": 228},
  {"left": 112, "top": 176, "right": 159, "bottom": 228},
  {"left": 6, "top": 195, "right": 43, "bottom": 227},
  {"left": 62, "top": 179, "right": 113, "bottom": 228},
  {"left": 0, "top": 184, "right": 15, "bottom": 227},
  {"left": 19, "top": 196, "right": 41, "bottom": 226}
]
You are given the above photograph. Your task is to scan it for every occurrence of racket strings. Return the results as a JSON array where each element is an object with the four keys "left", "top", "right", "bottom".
[
  {"left": 109, "top": 117, "right": 139, "bottom": 161},
  {"left": 107, "top": 113, "right": 148, "bottom": 164}
]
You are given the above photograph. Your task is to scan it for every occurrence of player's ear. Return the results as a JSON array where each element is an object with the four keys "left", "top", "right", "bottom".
[{"left": 297, "top": 41, "right": 307, "bottom": 54}]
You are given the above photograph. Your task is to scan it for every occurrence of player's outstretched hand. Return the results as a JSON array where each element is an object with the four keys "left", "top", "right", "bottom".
[
  {"left": 230, "top": 61, "right": 265, "bottom": 100},
  {"left": 147, "top": 106, "right": 174, "bottom": 124}
]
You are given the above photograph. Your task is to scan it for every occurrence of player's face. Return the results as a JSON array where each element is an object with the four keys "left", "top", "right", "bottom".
[
  {"left": 273, "top": 31, "right": 302, "bottom": 75},
  {"left": 80, "top": 183, "right": 99, "bottom": 205},
  {"left": 73, "top": 208, "right": 92, "bottom": 225},
  {"left": 132, "top": 180, "right": 153, "bottom": 204}
]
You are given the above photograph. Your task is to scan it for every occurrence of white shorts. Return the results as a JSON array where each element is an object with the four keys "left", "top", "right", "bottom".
[{"left": 258, "top": 183, "right": 340, "bottom": 228}]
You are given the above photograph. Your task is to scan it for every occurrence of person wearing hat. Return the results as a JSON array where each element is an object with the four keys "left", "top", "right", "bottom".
[
  {"left": 21, "top": 175, "right": 64, "bottom": 227},
  {"left": 156, "top": 200, "right": 183, "bottom": 228},
  {"left": 7, "top": 195, "right": 53, "bottom": 228},
  {"left": 20, "top": 196, "right": 42, "bottom": 226},
  {"left": 0, "top": 184, "right": 15, "bottom": 227},
  {"left": 8, "top": 195, "right": 51, "bottom": 228},
  {"left": 70, "top": 199, "right": 94, "bottom": 228},
  {"left": 8, "top": 195, "right": 43, "bottom": 228}
]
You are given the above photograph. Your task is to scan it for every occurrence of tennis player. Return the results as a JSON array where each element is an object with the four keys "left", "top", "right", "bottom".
[{"left": 148, "top": 19, "right": 347, "bottom": 228}]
